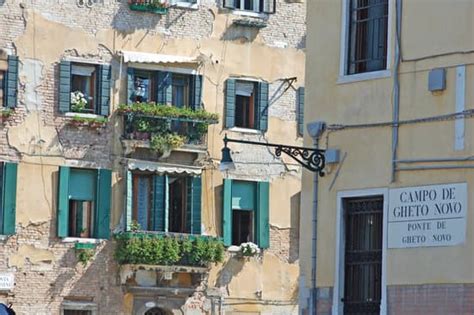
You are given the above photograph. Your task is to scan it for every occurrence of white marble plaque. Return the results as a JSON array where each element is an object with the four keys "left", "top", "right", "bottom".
[
  {"left": 388, "top": 183, "right": 467, "bottom": 248},
  {"left": 0, "top": 273, "right": 14, "bottom": 290}
]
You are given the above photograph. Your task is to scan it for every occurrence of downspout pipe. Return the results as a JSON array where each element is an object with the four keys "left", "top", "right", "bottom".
[
  {"left": 391, "top": 0, "right": 402, "bottom": 182},
  {"left": 306, "top": 121, "right": 326, "bottom": 315}
]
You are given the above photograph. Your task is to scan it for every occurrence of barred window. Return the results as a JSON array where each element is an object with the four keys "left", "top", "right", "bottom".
[{"left": 347, "top": 0, "right": 388, "bottom": 75}]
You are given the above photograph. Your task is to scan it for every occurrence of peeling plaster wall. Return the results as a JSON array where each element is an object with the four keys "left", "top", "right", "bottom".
[{"left": 0, "top": 0, "right": 306, "bottom": 313}]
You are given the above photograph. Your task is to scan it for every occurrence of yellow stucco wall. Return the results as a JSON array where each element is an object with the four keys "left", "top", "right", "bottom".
[{"left": 303, "top": 0, "right": 474, "bottom": 291}]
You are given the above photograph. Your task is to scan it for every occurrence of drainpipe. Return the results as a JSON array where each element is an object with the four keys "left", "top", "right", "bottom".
[
  {"left": 391, "top": 0, "right": 402, "bottom": 182},
  {"left": 306, "top": 121, "right": 326, "bottom": 315}
]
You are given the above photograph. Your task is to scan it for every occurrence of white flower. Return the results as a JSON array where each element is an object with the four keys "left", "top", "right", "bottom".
[{"left": 239, "top": 242, "right": 260, "bottom": 256}]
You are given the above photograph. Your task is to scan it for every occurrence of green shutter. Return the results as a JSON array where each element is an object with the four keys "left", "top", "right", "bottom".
[
  {"left": 127, "top": 67, "right": 135, "bottom": 105},
  {"left": 297, "top": 87, "right": 305, "bottom": 136},
  {"left": 157, "top": 71, "right": 172, "bottom": 105},
  {"left": 222, "top": 179, "right": 232, "bottom": 246},
  {"left": 186, "top": 176, "right": 202, "bottom": 234},
  {"left": 256, "top": 181, "right": 270, "bottom": 249},
  {"left": 58, "top": 60, "right": 71, "bottom": 113},
  {"left": 95, "top": 169, "right": 111, "bottom": 239},
  {"left": 98, "top": 64, "right": 111, "bottom": 116},
  {"left": 257, "top": 81, "right": 269, "bottom": 132},
  {"left": 190, "top": 74, "right": 203, "bottom": 110},
  {"left": 125, "top": 170, "right": 132, "bottom": 231},
  {"left": 57, "top": 166, "right": 70, "bottom": 238},
  {"left": 5, "top": 56, "right": 19, "bottom": 109},
  {"left": 152, "top": 175, "right": 166, "bottom": 231},
  {"left": 69, "top": 169, "right": 96, "bottom": 201},
  {"left": 225, "top": 79, "right": 236, "bottom": 128},
  {"left": 2, "top": 163, "right": 17, "bottom": 235}
]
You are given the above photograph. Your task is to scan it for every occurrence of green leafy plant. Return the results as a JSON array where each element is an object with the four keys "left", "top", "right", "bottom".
[
  {"left": 68, "top": 115, "right": 108, "bottom": 129},
  {"left": 114, "top": 232, "right": 225, "bottom": 267},
  {"left": 118, "top": 103, "right": 219, "bottom": 123},
  {"left": 76, "top": 248, "right": 94, "bottom": 266},
  {"left": 130, "top": 220, "right": 141, "bottom": 232},
  {"left": 150, "top": 133, "right": 186, "bottom": 153},
  {"left": 0, "top": 108, "right": 13, "bottom": 118},
  {"left": 70, "top": 91, "right": 88, "bottom": 113}
]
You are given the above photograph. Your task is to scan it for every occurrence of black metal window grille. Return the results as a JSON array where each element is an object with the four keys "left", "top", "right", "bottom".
[
  {"left": 347, "top": 0, "right": 388, "bottom": 75},
  {"left": 343, "top": 197, "right": 383, "bottom": 315},
  {"left": 64, "top": 310, "right": 92, "bottom": 315}
]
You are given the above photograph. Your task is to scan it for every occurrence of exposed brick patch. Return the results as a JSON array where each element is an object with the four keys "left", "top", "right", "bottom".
[{"left": 387, "top": 284, "right": 474, "bottom": 315}]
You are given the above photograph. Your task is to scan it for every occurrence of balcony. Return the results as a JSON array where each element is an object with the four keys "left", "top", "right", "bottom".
[
  {"left": 128, "top": 0, "right": 169, "bottom": 14},
  {"left": 118, "top": 103, "right": 218, "bottom": 156},
  {"left": 115, "top": 232, "right": 224, "bottom": 289}
]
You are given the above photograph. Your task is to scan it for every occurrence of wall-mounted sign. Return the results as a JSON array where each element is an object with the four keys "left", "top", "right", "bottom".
[
  {"left": 388, "top": 183, "right": 467, "bottom": 248},
  {"left": 0, "top": 273, "right": 14, "bottom": 291}
]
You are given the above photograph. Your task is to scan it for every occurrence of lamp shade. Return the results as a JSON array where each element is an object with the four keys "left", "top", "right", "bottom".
[{"left": 219, "top": 146, "right": 236, "bottom": 171}]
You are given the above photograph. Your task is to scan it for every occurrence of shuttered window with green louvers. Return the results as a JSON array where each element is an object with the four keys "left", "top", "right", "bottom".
[
  {"left": 127, "top": 68, "right": 203, "bottom": 110},
  {"left": 126, "top": 172, "right": 202, "bottom": 235},
  {"left": 58, "top": 61, "right": 111, "bottom": 116},
  {"left": 0, "top": 162, "right": 18, "bottom": 235},
  {"left": 225, "top": 78, "right": 269, "bottom": 132},
  {"left": 297, "top": 87, "right": 305, "bottom": 137},
  {"left": 57, "top": 167, "right": 112, "bottom": 239},
  {"left": 222, "top": 179, "right": 269, "bottom": 248}
]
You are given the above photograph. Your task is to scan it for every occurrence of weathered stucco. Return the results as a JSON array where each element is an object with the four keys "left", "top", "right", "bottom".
[{"left": 0, "top": 0, "right": 305, "bottom": 314}]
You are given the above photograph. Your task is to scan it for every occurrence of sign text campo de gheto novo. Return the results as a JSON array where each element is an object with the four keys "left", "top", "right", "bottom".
[{"left": 388, "top": 183, "right": 467, "bottom": 248}]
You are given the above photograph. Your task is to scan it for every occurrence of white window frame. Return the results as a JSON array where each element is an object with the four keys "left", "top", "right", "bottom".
[
  {"left": 172, "top": 0, "right": 199, "bottom": 9},
  {"left": 62, "top": 301, "right": 98, "bottom": 315},
  {"left": 333, "top": 188, "right": 388, "bottom": 315},
  {"left": 338, "top": 0, "right": 393, "bottom": 84}
]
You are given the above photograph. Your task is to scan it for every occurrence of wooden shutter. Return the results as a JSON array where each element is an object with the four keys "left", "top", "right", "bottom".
[
  {"left": 157, "top": 71, "right": 172, "bottom": 105},
  {"left": 2, "top": 163, "right": 17, "bottom": 235},
  {"left": 222, "top": 179, "right": 232, "bottom": 246},
  {"left": 257, "top": 81, "right": 269, "bottom": 132},
  {"left": 58, "top": 60, "right": 71, "bottom": 113},
  {"left": 366, "top": 0, "right": 387, "bottom": 72},
  {"left": 256, "top": 181, "right": 270, "bottom": 249},
  {"left": 57, "top": 166, "right": 71, "bottom": 238},
  {"left": 95, "top": 169, "right": 111, "bottom": 239},
  {"left": 127, "top": 67, "right": 135, "bottom": 105},
  {"left": 190, "top": 74, "right": 203, "bottom": 110},
  {"left": 225, "top": 79, "right": 236, "bottom": 128},
  {"left": 97, "top": 64, "right": 111, "bottom": 116},
  {"left": 186, "top": 176, "right": 202, "bottom": 234},
  {"left": 125, "top": 170, "right": 132, "bottom": 231},
  {"left": 5, "top": 56, "right": 18, "bottom": 109},
  {"left": 152, "top": 175, "right": 166, "bottom": 231},
  {"left": 223, "top": 0, "right": 236, "bottom": 9},
  {"left": 297, "top": 87, "right": 305, "bottom": 136}
]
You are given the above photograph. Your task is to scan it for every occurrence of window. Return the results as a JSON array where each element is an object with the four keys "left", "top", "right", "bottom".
[
  {"left": 347, "top": 0, "right": 389, "bottom": 75},
  {"left": 64, "top": 311, "right": 92, "bottom": 315},
  {"left": 58, "top": 60, "right": 111, "bottom": 115},
  {"left": 223, "top": 0, "right": 276, "bottom": 14},
  {"left": 297, "top": 87, "right": 305, "bottom": 136},
  {"left": 57, "top": 167, "right": 112, "bottom": 239},
  {"left": 62, "top": 301, "right": 97, "bottom": 315},
  {"left": 127, "top": 68, "right": 202, "bottom": 110},
  {"left": 0, "top": 54, "right": 19, "bottom": 108},
  {"left": 0, "top": 162, "right": 18, "bottom": 235},
  {"left": 343, "top": 197, "right": 383, "bottom": 314},
  {"left": 225, "top": 79, "right": 269, "bottom": 131},
  {"left": 128, "top": 172, "right": 202, "bottom": 234},
  {"left": 222, "top": 179, "right": 269, "bottom": 248}
]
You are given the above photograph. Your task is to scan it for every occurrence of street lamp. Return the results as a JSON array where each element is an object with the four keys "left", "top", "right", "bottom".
[{"left": 219, "top": 134, "right": 326, "bottom": 175}]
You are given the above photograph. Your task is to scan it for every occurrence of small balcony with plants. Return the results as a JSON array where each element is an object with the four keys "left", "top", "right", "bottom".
[
  {"left": 115, "top": 230, "right": 224, "bottom": 290},
  {"left": 118, "top": 103, "right": 218, "bottom": 157},
  {"left": 127, "top": 0, "right": 169, "bottom": 14}
]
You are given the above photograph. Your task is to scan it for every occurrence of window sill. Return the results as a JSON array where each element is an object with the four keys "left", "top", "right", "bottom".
[
  {"left": 62, "top": 237, "right": 102, "bottom": 244},
  {"left": 230, "top": 10, "right": 266, "bottom": 19},
  {"left": 65, "top": 112, "right": 102, "bottom": 119},
  {"left": 173, "top": 2, "right": 198, "bottom": 9},
  {"left": 228, "top": 127, "right": 262, "bottom": 135},
  {"left": 337, "top": 70, "right": 391, "bottom": 84}
]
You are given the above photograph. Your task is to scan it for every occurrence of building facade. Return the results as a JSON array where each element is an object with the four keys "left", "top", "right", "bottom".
[
  {"left": 302, "top": 0, "right": 474, "bottom": 314},
  {"left": 0, "top": 0, "right": 306, "bottom": 314}
]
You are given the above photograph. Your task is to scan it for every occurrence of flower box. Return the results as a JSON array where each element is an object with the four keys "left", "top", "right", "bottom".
[{"left": 129, "top": 3, "right": 169, "bottom": 14}]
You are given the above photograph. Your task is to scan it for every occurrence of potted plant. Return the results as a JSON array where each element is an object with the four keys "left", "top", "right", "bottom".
[
  {"left": 133, "top": 118, "right": 151, "bottom": 140},
  {"left": 128, "top": 0, "right": 170, "bottom": 14},
  {"left": 239, "top": 242, "right": 261, "bottom": 258},
  {"left": 70, "top": 91, "right": 88, "bottom": 113},
  {"left": 79, "top": 228, "right": 89, "bottom": 238}
]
